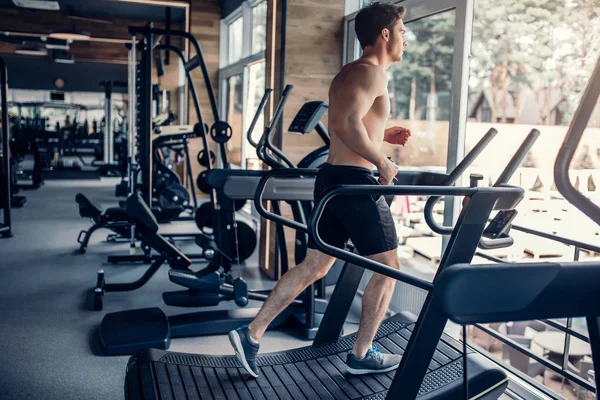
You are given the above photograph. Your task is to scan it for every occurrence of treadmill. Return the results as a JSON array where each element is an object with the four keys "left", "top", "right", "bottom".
[
  {"left": 122, "top": 125, "right": 544, "bottom": 398},
  {"left": 122, "top": 170, "right": 524, "bottom": 399},
  {"left": 401, "top": 58, "right": 600, "bottom": 399}
]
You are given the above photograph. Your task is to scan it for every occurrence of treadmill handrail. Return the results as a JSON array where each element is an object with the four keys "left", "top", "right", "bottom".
[
  {"left": 308, "top": 185, "right": 488, "bottom": 292},
  {"left": 422, "top": 127, "right": 498, "bottom": 235},
  {"left": 254, "top": 168, "right": 320, "bottom": 233},
  {"left": 554, "top": 55, "right": 600, "bottom": 227},
  {"left": 425, "top": 128, "right": 539, "bottom": 235},
  {"left": 493, "top": 128, "right": 540, "bottom": 186}
]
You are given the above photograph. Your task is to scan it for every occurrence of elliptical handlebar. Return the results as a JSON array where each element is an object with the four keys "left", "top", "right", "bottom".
[
  {"left": 554, "top": 55, "right": 600, "bottom": 227},
  {"left": 246, "top": 89, "right": 272, "bottom": 149},
  {"left": 261, "top": 85, "right": 296, "bottom": 169}
]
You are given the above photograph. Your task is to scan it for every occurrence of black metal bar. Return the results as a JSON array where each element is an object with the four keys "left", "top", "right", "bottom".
[
  {"left": 271, "top": 200, "right": 288, "bottom": 276},
  {"left": 182, "top": 140, "right": 198, "bottom": 209},
  {"left": 388, "top": 295, "right": 449, "bottom": 398},
  {"left": 473, "top": 323, "right": 596, "bottom": 392},
  {"left": 154, "top": 44, "right": 211, "bottom": 171},
  {"left": 310, "top": 186, "right": 453, "bottom": 291},
  {"left": 314, "top": 262, "right": 365, "bottom": 346},
  {"left": 247, "top": 89, "right": 272, "bottom": 149},
  {"left": 104, "top": 257, "right": 167, "bottom": 292},
  {"left": 494, "top": 129, "right": 540, "bottom": 186},
  {"left": 139, "top": 28, "right": 153, "bottom": 205},
  {"left": 261, "top": 85, "right": 294, "bottom": 168},
  {"left": 315, "top": 121, "right": 330, "bottom": 147},
  {"left": 473, "top": 251, "right": 508, "bottom": 264},
  {"left": 277, "top": 0, "right": 287, "bottom": 167},
  {"left": 0, "top": 56, "right": 10, "bottom": 237},
  {"left": 184, "top": 55, "right": 200, "bottom": 72},
  {"left": 132, "top": 27, "right": 220, "bottom": 121},
  {"left": 563, "top": 318, "right": 574, "bottom": 372},
  {"left": 554, "top": 56, "right": 600, "bottom": 226},
  {"left": 539, "top": 319, "right": 591, "bottom": 343},
  {"left": 510, "top": 223, "right": 600, "bottom": 254},
  {"left": 424, "top": 127, "right": 499, "bottom": 235},
  {"left": 585, "top": 316, "right": 600, "bottom": 394},
  {"left": 165, "top": 7, "right": 171, "bottom": 65}
]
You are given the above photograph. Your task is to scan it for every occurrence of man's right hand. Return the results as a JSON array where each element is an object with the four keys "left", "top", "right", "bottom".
[{"left": 378, "top": 157, "right": 398, "bottom": 185}]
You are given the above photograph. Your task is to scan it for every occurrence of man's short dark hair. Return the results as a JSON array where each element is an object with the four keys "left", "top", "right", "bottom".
[{"left": 355, "top": 2, "right": 406, "bottom": 49}]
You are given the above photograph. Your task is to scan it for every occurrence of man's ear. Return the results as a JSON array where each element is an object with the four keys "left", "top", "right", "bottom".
[{"left": 381, "top": 28, "right": 390, "bottom": 42}]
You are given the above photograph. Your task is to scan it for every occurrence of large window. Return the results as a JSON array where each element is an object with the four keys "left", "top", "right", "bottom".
[
  {"left": 220, "top": 0, "right": 268, "bottom": 168},
  {"left": 346, "top": 1, "right": 600, "bottom": 398},
  {"left": 345, "top": 9, "right": 458, "bottom": 171},
  {"left": 462, "top": 3, "right": 600, "bottom": 397},
  {"left": 344, "top": 0, "right": 472, "bottom": 317}
]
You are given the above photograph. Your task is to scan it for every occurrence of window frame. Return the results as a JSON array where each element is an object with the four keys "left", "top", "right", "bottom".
[
  {"left": 343, "top": 0, "right": 475, "bottom": 248},
  {"left": 219, "top": 0, "right": 268, "bottom": 168}
]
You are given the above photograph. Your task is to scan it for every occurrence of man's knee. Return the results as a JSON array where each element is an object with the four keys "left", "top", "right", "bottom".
[
  {"left": 368, "top": 248, "right": 400, "bottom": 270},
  {"left": 386, "top": 255, "right": 401, "bottom": 271},
  {"left": 302, "top": 249, "right": 336, "bottom": 280}
]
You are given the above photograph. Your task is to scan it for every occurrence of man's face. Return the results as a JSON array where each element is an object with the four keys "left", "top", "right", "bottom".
[{"left": 386, "top": 19, "right": 408, "bottom": 62}]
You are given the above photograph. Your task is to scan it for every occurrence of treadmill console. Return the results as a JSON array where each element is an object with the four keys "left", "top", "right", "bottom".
[{"left": 289, "top": 101, "right": 328, "bottom": 134}]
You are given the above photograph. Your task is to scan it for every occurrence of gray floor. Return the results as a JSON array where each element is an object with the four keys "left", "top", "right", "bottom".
[{"left": 0, "top": 179, "right": 361, "bottom": 400}]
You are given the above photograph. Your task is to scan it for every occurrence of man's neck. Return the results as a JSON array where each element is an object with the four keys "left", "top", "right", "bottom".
[{"left": 360, "top": 48, "right": 392, "bottom": 70}]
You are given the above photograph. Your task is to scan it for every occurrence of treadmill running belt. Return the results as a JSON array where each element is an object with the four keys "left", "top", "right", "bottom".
[{"left": 125, "top": 314, "right": 508, "bottom": 400}]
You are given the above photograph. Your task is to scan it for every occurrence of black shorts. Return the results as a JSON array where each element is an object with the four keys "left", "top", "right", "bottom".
[{"left": 307, "top": 163, "right": 398, "bottom": 256}]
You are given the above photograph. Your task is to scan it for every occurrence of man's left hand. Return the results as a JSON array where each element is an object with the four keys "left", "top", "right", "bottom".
[{"left": 385, "top": 126, "right": 411, "bottom": 146}]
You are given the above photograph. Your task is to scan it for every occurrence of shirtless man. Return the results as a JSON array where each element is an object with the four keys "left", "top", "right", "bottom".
[{"left": 229, "top": 2, "right": 410, "bottom": 377}]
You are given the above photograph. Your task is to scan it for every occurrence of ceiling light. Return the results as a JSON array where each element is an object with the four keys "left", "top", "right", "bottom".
[
  {"left": 52, "top": 49, "right": 74, "bottom": 64},
  {"left": 11, "top": 0, "right": 59, "bottom": 11},
  {"left": 15, "top": 43, "right": 48, "bottom": 56},
  {"left": 49, "top": 28, "right": 90, "bottom": 41},
  {"left": 44, "top": 37, "right": 69, "bottom": 50}
]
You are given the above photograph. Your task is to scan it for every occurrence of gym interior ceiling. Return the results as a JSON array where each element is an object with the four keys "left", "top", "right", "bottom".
[{"left": 0, "top": 0, "right": 188, "bottom": 92}]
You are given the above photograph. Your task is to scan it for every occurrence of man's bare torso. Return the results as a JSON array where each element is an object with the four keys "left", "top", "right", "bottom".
[{"left": 327, "top": 61, "right": 390, "bottom": 170}]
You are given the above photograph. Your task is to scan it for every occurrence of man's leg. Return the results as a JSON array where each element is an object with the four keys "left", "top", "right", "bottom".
[
  {"left": 248, "top": 249, "right": 336, "bottom": 341},
  {"left": 352, "top": 248, "right": 400, "bottom": 358},
  {"left": 229, "top": 249, "right": 336, "bottom": 377}
]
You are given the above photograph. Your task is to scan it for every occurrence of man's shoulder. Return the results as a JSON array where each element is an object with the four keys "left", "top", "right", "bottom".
[{"left": 336, "top": 62, "right": 387, "bottom": 86}]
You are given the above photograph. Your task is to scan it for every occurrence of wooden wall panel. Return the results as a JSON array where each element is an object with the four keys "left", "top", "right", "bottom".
[
  {"left": 282, "top": 1, "right": 344, "bottom": 163},
  {"left": 261, "top": 0, "right": 345, "bottom": 277}
]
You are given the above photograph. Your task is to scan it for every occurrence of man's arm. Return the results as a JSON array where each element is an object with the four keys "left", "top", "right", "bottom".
[{"left": 329, "top": 65, "right": 389, "bottom": 170}]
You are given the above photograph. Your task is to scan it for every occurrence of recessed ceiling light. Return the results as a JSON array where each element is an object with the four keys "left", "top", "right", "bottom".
[
  {"left": 15, "top": 43, "right": 48, "bottom": 56},
  {"left": 52, "top": 49, "right": 75, "bottom": 64},
  {"left": 49, "top": 28, "right": 90, "bottom": 41},
  {"left": 11, "top": 0, "right": 59, "bottom": 11},
  {"left": 44, "top": 37, "right": 69, "bottom": 50}
]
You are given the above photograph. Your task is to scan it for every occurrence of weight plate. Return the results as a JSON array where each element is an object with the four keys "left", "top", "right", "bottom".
[
  {"left": 210, "top": 121, "right": 233, "bottom": 144},
  {"left": 197, "top": 149, "right": 216, "bottom": 167},
  {"left": 159, "top": 184, "right": 190, "bottom": 208},
  {"left": 196, "top": 170, "right": 211, "bottom": 194},
  {"left": 194, "top": 202, "right": 214, "bottom": 231},
  {"left": 235, "top": 220, "right": 257, "bottom": 262}
]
